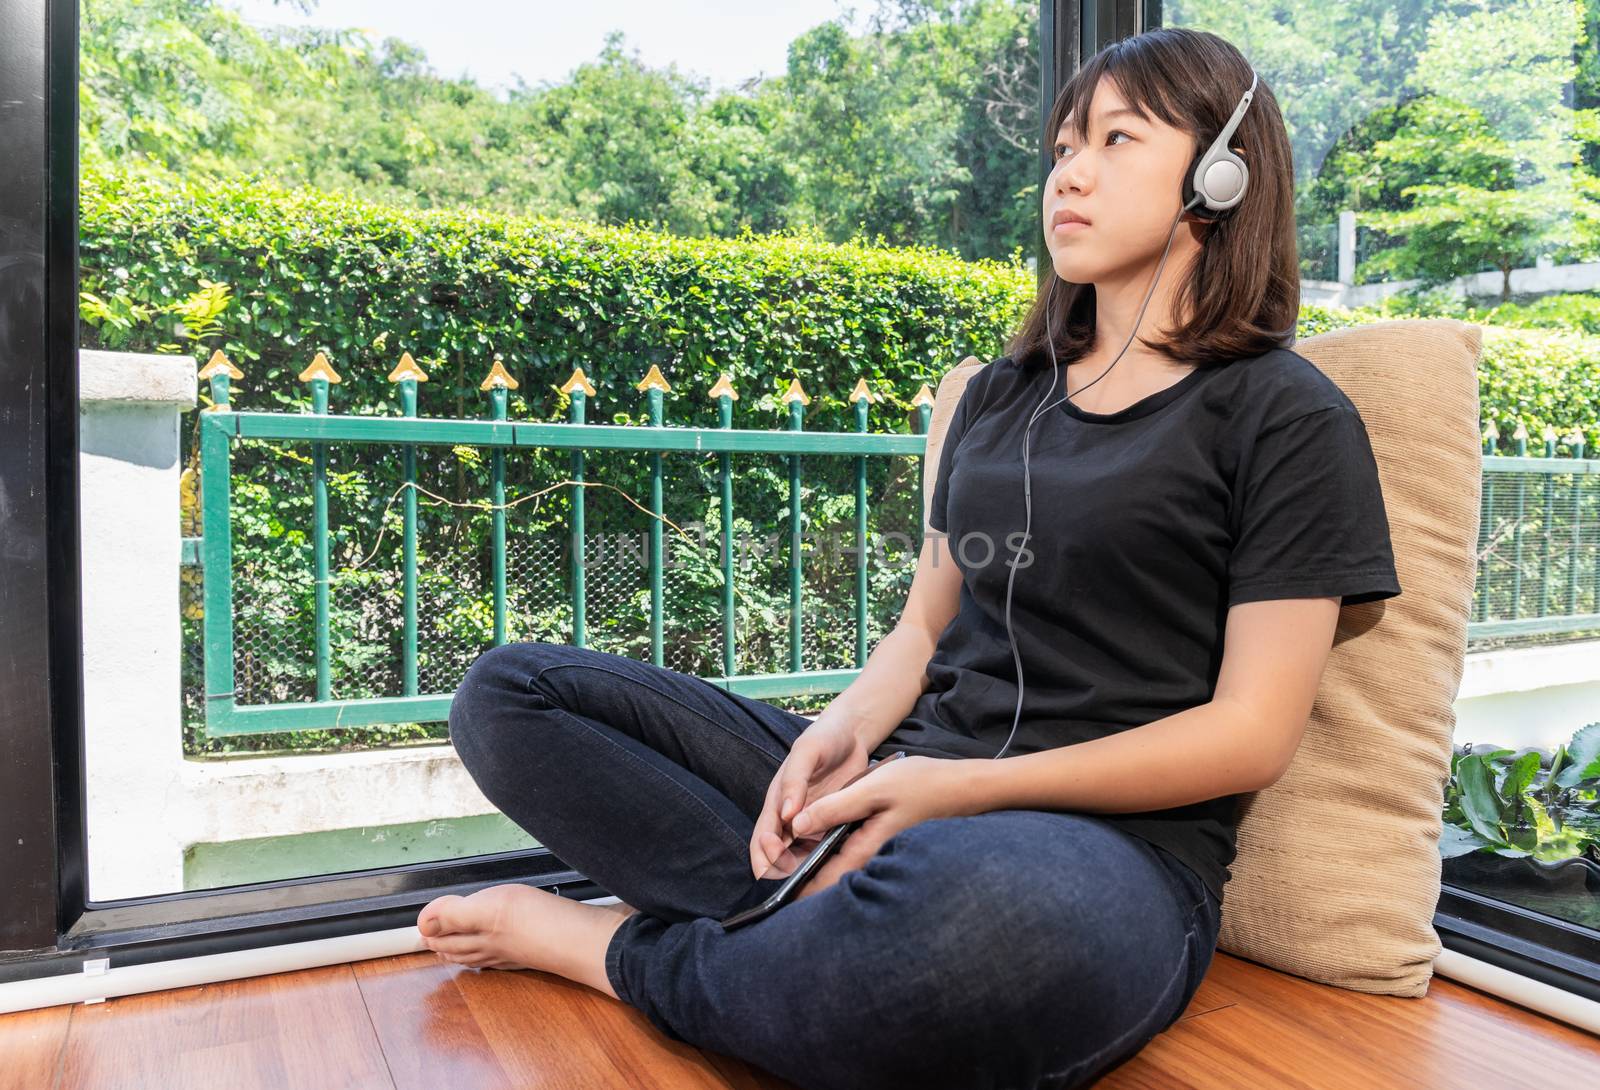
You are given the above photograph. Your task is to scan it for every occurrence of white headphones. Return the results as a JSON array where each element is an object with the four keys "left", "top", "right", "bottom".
[
  {"left": 1183, "top": 68, "right": 1258, "bottom": 220},
  {"left": 991, "top": 66, "right": 1259, "bottom": 761}
]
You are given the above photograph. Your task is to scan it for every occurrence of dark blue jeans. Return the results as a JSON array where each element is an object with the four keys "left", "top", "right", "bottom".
[{"left": 447, "top": 639, "right": 1223, "bottom": 1090}]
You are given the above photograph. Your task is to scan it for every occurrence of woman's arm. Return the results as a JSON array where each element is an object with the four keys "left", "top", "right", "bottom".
[
  {"left": 813, "top": 531, "right": 965, "bottom": 751},
  {"left": 947, "top": 596, "right": 1344, "bottom": 815}
]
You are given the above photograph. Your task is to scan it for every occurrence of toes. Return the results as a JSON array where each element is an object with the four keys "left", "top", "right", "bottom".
[
  {"left": 426, "top": 932, "right": 488, "bottom": 956},
  {"left": 436, "top": 950, "right": 520, "bottom": 970},
  {"left": 417, "top": 894, "right": 467, "bottom": 938}
]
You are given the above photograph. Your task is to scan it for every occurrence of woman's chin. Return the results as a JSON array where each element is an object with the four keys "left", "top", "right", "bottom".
[{"left": 1048, "top": 259, "right": 1095, "bottom": 284}]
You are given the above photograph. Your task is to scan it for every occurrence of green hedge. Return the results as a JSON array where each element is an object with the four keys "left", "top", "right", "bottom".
[{"left": 80, "top": 162, "right": 1034, "bottom": 425}]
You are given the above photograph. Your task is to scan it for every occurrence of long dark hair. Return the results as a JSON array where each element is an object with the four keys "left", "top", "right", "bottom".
[{"left": 1008, "top": 28, "right": 1300, "bottom": 372}]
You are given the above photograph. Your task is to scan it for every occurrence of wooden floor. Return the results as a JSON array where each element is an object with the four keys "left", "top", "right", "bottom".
[{"left": 2, "top": 948, "right": 1597, "bottom": 1090}]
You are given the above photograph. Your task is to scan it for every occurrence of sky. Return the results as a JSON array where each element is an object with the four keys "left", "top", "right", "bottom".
[{"left": 224, "top": 0, "right": 863, "bottom": 98}]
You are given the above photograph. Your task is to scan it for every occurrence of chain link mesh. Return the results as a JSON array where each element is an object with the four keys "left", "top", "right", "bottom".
[{"left": 1469, "top": 461, "right": 1600, "bottom": 651}]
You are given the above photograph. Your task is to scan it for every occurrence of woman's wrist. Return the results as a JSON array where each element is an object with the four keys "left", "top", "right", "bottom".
[
  {"left": 808, "top": 705, "right": 894, "bottom": 753},
  {"left": 937, "top": 757, "right": 1005, "bottom": 817}
]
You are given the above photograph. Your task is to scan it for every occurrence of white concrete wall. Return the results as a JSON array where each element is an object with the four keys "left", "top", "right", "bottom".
[
  {"left": 78, "top": 350, "right": 1596, "bottom": 901},
  {"left": 1302, "top": 255, "right": 1600, "bottom": 309},
  {"left": 1453, "top": 640, "right": 1600, "bottom": 753}
]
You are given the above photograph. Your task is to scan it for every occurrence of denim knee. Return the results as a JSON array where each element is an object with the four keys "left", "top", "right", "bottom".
[
  {"left": 856, "top": 813, "right": 1190, "bottom": 1057},
  {"left": 868, "top": 814, "right": 1085, "bottom": 985},
  {"left": 447, "top": 640, "right": 552, "bottom": 768}
]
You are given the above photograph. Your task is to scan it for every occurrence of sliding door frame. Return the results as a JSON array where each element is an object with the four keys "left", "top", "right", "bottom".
[{"left": 8, "top": 0, "right": 1592, "bottom": 1008}]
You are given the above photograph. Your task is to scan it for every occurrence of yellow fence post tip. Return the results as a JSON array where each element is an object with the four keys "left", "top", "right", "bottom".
[
  {"left": 780, "top": 376, "right": 810, "bottom": 406},
  {"left": 848, "top": 377, "right": 876, "bottom": 404},
  {"left": 198, "top": 348, "right": 243, "bottom": 380},
  {"left": 707, "top": 373, "right": 738, "bottom": 400},
  {"left": 479, "top": 359, "right": 520, "bottom": 391},
  {"left": 635, "top": 363, "right": 672, "bottom": 394},
  {"left": 911, "top": 383, "right": 935, "bottom": 408},
  {"left": 559, "top": 366, "right": 596, "bottom": 396},
  {"left": 297, "top": 352, "right": 342, "bottom": 384},
  {"left": 386, "top": 351, "right": 429, "bottom": 383}
]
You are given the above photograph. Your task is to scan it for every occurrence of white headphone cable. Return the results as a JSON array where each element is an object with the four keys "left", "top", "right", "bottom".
[{"left": 993, "top": 192, "right": 1202, "bottom": 760}]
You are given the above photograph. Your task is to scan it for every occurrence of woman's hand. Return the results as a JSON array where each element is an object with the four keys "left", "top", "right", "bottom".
[
  {"left": 750, "top": 715, "right": 872, "bottom": 879},
  {"left": 786, "top": 754, "right": 975, "bottom": 902}
]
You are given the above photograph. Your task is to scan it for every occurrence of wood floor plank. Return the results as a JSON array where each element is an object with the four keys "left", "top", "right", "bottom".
[
  {"left": 1209, "top": 953, "right": 1600, "bottom": 1084},
  {"left": 1101, "top": 992, "right": 1433, "bottom": 1090},
  {"left": 353, "top": 954, "right": 512, "bottom": 1090},
  {"left": 358, "top": 951, "right": 799, "bottom": 1090},
  {"left": 57, "top": 964, "right": 393, "bottom": 1090},
  {"left": 0, "top": 1001, "right": 72, "bottom": 1090},
  {"left": 428, "top": 951, "right": 744, "bottom": 1088},
  {"left": 1098, "top": 952, "right": 1600, "bottom": 1090}
]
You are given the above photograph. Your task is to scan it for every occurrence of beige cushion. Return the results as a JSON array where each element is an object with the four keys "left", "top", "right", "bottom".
[
  {"left": 921, "top": 355, "right": 986, "bottom": 538},
  {"left": 1222, "top": 318, "right": 1483, "bottom": 996},
  {"left": 921, "top": 319, "right": 1484, "bottom": 997}
]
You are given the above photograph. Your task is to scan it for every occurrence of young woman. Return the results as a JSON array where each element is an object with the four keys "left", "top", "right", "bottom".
[{"left": 415, "top": 27, "right": 1400, "bottom": 1090}]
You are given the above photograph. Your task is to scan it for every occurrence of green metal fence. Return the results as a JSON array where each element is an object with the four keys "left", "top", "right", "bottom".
[
  {"left": 1473, "top": 421, "right": 1600, "bottom": 639},
  {"left": 187, "top": 350, "right": 939, "bottom": 737},
  {"left": 181, "top": 351, "right": 1600, "bottom": 739}
]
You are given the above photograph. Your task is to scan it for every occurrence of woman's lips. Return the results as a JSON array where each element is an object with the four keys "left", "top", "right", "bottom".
[{"left": 1053, "top": 220, "right": 1090, "bottom": 233}]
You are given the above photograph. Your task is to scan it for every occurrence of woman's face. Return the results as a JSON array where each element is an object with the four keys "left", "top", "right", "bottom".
[{"left": 1043, "top": 76, "right": 1202, "bottom": 284}]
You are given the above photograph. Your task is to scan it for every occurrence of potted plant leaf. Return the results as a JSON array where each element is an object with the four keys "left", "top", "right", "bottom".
[{"left": 1439, "top": 721, "right": 1600, "bottom": 927}]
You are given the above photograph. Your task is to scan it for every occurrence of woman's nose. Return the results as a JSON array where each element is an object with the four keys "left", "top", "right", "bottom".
[{"left": 1052, "top": 152, "right": 1093, "bottom": 196}]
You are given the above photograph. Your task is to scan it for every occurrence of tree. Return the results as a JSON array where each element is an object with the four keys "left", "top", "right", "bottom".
[{"left": 1359, "top": 0, "right": 1600, "bottom": 299}]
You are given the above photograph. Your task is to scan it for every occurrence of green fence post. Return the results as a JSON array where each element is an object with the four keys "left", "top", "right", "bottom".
[
  {"left": 299, "top": 352, "right": 341, "bottom": 703},
  {"left": 709, "top": 373, "right": 738, "bottom": 678},
  {"left": 638, "top": 363, "right": 672, "bottom": 667},
  {"left": 561, "top": 367, "right": 597, "bottom": 649},
  {"left": 783, "top": 377, "right": 810, "bottom": 674},
  {"left": 388, "top": 351, "right": 427, "bottom": 695},
  {"left": 200, "top": 348, "right": 241, "bottom": 413},
  {"left": 1478, "top": 420, "right": 1499, "bottom": 622},
  {"left": 849, "top": 377, "right": 876, "bottom": 668},
  {"left": 912, "top": 383, "right": 934, "bottom": 547},
  {"left": 1511, "top": 422, "right": 1527, "bottom": 620},
  {"left": 1538, "top": 426, "right": 1556, "bottom": 618},
  {"left": 197, "top": 350, "right": 243, "bottom": 732},
  {"left": 1569, "top": 432, "right": 1587, "bottom": 615},
  {"left": 481, "top": 358, "right": 518, "bottom": 646}
]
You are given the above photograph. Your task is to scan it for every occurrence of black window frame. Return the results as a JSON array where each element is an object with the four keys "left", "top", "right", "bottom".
[{"left": 2, "top": 0, "right": 1596, "bottom": 1008}]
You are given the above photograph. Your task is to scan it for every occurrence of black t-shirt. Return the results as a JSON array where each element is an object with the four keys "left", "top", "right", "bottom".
[{"left": 875, "top": 347, "right": 1402, "bottom": 903}]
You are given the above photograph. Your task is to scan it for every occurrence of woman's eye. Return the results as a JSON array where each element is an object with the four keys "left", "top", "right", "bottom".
[{"left": 1053, "top": 130, "right": 1130, "bottom": 161}]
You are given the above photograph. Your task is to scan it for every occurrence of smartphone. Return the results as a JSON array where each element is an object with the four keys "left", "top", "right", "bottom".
[{"left": 719, "top": 750, "right": 907, "bottom": 931}]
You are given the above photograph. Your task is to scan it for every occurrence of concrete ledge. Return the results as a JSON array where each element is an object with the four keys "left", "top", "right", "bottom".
[
  {"left": 79, "top": 348, "right": 197, "bottom": 408},
  {"left": 1459, "top": 639, "right": 1600, "bottom": 698}
]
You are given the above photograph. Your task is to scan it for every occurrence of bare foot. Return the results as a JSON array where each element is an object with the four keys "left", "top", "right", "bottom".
[{"left": 416, "top": 884, "right": 630, "bottom": 999}]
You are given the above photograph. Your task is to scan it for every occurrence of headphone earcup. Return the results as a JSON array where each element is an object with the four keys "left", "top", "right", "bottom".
[
  {"left": 1184, "top": 148, "right": 1249, "bottom": 222},
  {"left": 1201, "top": 153, "right": 1248, "bottom": 210}
]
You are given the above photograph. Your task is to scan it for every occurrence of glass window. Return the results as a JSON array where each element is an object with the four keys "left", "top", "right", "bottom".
[
  {"left": 76, "top": 0, "right": 1040, "bottom": 897},
  {"left": 1165, "top": 0, "right": 1599, "bottom": 935}
]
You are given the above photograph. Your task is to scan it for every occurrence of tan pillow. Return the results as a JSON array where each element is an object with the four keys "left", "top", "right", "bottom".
[
  {"left": 920, "top": 355, "right": 986, "bottom": 538},
  {"left": 1220, "top": 317, "right": 1483, "bottom": 997},
  {"left": 921, "top": 319, "right": 1484, "bottom": 996}
]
